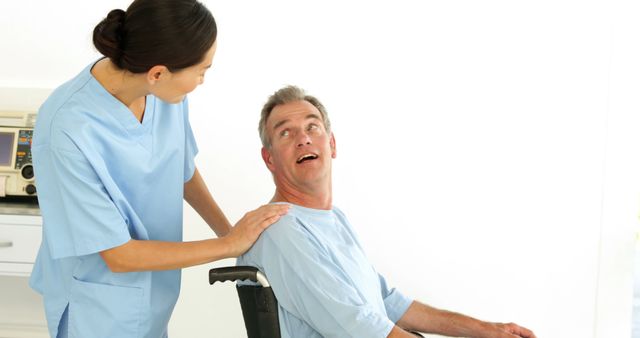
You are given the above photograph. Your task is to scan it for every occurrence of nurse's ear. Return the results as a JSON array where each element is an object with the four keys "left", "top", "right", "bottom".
[{"left": 146, "top": 65, "right": 170, "bottom": 85}]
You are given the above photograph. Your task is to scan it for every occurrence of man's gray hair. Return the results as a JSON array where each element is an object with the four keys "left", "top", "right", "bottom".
[{"left": 259, "top": 85, "right": 331, "bottom": 148}]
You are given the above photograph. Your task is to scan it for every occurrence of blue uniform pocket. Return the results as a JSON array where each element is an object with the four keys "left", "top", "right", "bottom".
[{"left": 68, "top": 277, "right": 143, "bottom": 338}]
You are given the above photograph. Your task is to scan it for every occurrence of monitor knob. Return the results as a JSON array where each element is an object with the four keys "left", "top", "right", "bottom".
[
  {"left": 21, "top": 164, "right": 34, "bottom": 180},
  {"left": 25, "top": 184, "right": 36, "bottom": 195}
]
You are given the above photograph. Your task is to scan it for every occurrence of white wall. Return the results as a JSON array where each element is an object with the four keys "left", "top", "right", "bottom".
[{"left": 1, "top": 1, "right": 638, "bottom": 337}]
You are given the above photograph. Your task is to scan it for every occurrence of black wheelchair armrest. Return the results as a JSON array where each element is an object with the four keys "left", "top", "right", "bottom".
[{"left": 209, "top": 266, "right": 271, "bottom": 287}]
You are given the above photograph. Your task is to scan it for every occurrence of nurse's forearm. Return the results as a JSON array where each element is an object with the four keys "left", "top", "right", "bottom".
[
  {"left": 100, "top": 238, "right": 233, "bottom": 272},
  {"left": 184, "top": 167, "right": 233, "bottom": 237}
]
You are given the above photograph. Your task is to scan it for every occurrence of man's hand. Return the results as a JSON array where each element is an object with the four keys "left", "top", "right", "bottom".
[{"left": 488, "top": 322, "right": 537, "bottom": 338}]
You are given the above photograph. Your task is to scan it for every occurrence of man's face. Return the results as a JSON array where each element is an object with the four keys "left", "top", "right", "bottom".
[{"left": 262, "top": 100, "right": 336, "bottom": 191}]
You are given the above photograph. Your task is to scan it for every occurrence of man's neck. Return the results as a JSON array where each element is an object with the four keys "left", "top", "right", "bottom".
[{"left": 271, "top": 186, "right": 332, "bottom": 210}]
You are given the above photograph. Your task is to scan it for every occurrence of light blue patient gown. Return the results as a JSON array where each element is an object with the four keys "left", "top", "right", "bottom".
[
  {"left": 28, "top": 62, "right": 198, "bottom": 338},
  {"left": 238, "top": 204, "right": 413, "bottom": 338}
]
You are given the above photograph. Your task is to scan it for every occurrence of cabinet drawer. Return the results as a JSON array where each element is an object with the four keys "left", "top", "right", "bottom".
[{"left": 0, "top": 225, "right": 41, "bottom": 264}]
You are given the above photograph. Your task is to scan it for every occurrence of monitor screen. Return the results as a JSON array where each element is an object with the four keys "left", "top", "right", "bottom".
[{"left": 0, "top": 132, "right": 15, "bottom": 166}]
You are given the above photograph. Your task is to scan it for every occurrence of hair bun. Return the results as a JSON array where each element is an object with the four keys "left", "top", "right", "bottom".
[
  {"left": 93, "top": 9, "right": 126, "bottom": 67},
  {"left": 106, "top": 8, "right": 126, "bottom": 24},
  {"left": 90, "top": 0, "right": 217, "bottom": 74}
]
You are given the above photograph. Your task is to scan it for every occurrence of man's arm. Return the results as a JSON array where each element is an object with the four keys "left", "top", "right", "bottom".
[
  {"left": 396, "top": 301, "right": 537, "bottom": 338},
  {"left": 184, "top": 167, "right": 232, "bottom": 237},
  {"left": 387, "top": 326, "right": 426, "bottom": 338},
  {"left": 245, "top": 218, "right": 401, "bottom": 337}
]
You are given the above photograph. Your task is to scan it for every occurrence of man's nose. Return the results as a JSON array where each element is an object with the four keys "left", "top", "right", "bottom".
[{"left": 296, "top": 132, "right": 312, "bottom": 147}]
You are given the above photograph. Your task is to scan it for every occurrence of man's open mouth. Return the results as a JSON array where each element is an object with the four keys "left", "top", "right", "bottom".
[{"left": 296, "top": 153, "right": 319, "bottom": 164}]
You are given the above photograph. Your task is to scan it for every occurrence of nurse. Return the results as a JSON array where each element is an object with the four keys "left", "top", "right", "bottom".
[{"left": 28, "top": 0, "right": 289, "bottom": 337}]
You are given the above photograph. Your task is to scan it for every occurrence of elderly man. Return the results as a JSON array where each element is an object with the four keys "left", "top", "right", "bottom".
[{"left": 238, "top": 85, "right": 536, "bottom": 338}]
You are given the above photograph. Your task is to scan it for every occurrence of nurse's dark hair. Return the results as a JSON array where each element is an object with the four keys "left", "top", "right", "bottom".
[
  {"left": 93, "top": 0, "right": 217, "bottom": 73},
  {"left": 259, "top": 85, "right": 331, "bottom": 148}
]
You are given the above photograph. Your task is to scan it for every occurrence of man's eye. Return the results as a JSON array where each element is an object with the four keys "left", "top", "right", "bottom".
[
  {"left": 280, "top": 130, "right": 289, "bottom": 137},
  {"left": 308, "top": 124, "right": 319, "bottom": 131}
]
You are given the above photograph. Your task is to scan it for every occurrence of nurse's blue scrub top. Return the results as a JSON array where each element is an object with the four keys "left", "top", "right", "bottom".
[{"left": 29, "top": 62, "right": 198, "bottom": 338}]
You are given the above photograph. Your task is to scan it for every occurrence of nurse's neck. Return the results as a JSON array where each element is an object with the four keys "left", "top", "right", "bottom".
[{"left": 91, "top": 58, "right": 148, "bottom": 123}]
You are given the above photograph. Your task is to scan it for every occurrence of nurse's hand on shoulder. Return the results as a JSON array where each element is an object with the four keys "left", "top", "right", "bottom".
[{"left": 223, "top": 204, "right": 290, "bottom": 257}]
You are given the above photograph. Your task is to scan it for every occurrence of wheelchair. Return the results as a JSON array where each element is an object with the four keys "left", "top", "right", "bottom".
[{"left": 209, "top": 266, "right": 424, "bottom": 338}]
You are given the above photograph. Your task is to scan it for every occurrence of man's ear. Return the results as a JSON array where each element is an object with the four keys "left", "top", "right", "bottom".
[
  {"left": 261, "top": 147, "right": 276, "bottom": 173},
  {"left": 330, "top": 132, "right": 337, "bottom": 159},
  {"left": 146, "top": 65, "right": 170, "bottom": 84}
]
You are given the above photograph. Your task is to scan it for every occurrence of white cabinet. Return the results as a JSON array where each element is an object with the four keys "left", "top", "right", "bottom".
[
  {"left": 0, "top": 275, "right": 48, "bottom": 338},
  {"left": 0, "top": 213, "right": 48, "bottom": 338},
  {"left": 0, "top": 214, "right": 42, "bottom": 277}
]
